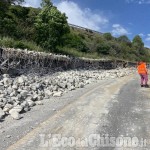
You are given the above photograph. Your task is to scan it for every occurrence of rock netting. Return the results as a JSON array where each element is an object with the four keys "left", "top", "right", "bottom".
[
  {"left": 0, "top": 48, "right": 136, "bottom": 75},
  {"left": 0, "top": 68, "right": 133, "bottom": 120}
]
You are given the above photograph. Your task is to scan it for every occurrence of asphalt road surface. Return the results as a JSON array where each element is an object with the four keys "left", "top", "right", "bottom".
[{"left": 1, "top": 74, "right": 150, "bottom": 150}]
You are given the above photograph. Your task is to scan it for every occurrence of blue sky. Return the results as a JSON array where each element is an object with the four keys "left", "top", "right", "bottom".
[{"left": 23, "top": 0, "right": 150, "bottom": 48}]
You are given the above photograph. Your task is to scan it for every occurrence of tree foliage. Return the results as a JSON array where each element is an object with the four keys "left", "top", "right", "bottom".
[
  {"left": 35, "top": 0, "right": 70, "bottom": 51},
  {"left": 96, "top": 42, "right": 110, "bottom": 55},
  {"left": 132, "top": 35, "right": 145, "bottom": 57},
  {"left": 103, "top": 33, "right": 113, "bottom": 41},
  {"left": 62, "top": 33, "right": 88, "bottom": 52},
  {"left": 132, "top": 35, "right": 144, "bottom": 49},
  {"left": 117, "top": 35, "right": 131, "bottom": 43},
  {"left": 2, "top": 0, "right": 24, "bottom": 5},
  {"left": 0, "top": 4, "right": 39, "bottom": 39}
]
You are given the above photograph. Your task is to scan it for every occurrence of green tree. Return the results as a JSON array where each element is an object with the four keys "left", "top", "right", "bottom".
[
  {"left": 62, "top": 33, "right": 88, "bottom": 52},
  {"left": 109, "top": 41, "right": 121, "bottom": 56},
  {"left": 35, "top": 0, "right": 70, "bottom": 51},
  {"left": 109, "top": 47, "right": 116, "bottom": 57},
  {"left": 132, "top": 35, "right": 145, "bottom": 57},
  {"left": 103, "top": 33, "right": 113, "bottom": 41},
  {"left": 0, "top": 0, "right": 24, "bottom": 16},
  {"left": 2, "top": 0, "right": 24, "bottom": 4},
  {"left": 0, "top": 1, "right": 8, "bottom": 14},
  {"left": 96, "top": 42, "right": 110, "bottom": 55},
  {"left": 132, "top": 35, "right": 144, "bottom": 49},
  {"left": 117, "top": 35, "right": 130, "bottom": 43}
]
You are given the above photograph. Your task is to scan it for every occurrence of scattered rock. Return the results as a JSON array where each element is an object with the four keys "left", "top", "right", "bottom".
[
  {"left": 12, "top": 105, "right": 23, "bottom": 113},
  {"left": 53, "top": 91, "right": 62, "bottom": 97},
  {"left": 0, "top": 68, "right": 133, "bottom": 121},
  {"left": 3, "top": 74, "right": 9, "bottom": 78},
  {"left": 17, "top": 77, "right": 24, "bottom": 84},
  {"left": 6, "top": 135, "right": 11, "bottom": 138},
  {"left": 36, "top": 101, "right": 43, "bottom": 105},
  {"left": 0, "top": 108, "right": 5, "bottom": 119},
  {"left": 27, "top": 99, "right": 36, "bottom": 107},
  {"left": 9, "top": 109, "right": 21, "bottom": 120},
  {"left": 3, "top": 104, "right": 13, "bottom": 112},
  {"left": 20, "top": 90, "right": 28, "bottom": 98}
]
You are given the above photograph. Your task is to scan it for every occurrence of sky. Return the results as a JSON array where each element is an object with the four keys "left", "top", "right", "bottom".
[{"left": 23, "top": 0, "right": 150, "bottom": 48}]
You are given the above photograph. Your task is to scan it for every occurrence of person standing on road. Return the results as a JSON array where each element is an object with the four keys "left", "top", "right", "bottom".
[{"left": 137, "top": 61, "right": 149, "bottom": 87}]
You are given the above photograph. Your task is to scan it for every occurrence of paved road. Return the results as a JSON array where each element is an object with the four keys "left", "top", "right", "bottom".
[{"left": 1, "top": 74, "right": 150, "bottom": 150}]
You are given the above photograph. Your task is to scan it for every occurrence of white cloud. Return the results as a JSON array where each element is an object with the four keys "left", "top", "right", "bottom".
[
  {"left": 126, "top": 0, "right": 134, "bottom": 3},
  {"left": 126, "top": 0, "right": 150, "bottom": 4},
  {"left": 138, "top": 0, "right": 150, "bottom": 4},
  {"left": 56, "top": 1, "right": 109, "bottom": 31},
  {"left": 145, "top": 34, "right": 150, "bottom": 41},
  {"left": 139, "top": 33, "right": 145, "bottom": 37},
  {"left": 23, "top": 0, "right": 41, "bottom": 8},
  {"left": 144, "top": 34, "right": 150, "bottom": 48},
  {"left": 145, "top": 44, "right": 150, "bottom": 48},
  {"left": 111, "top": 24, "right": 130, "bottom": 36}
]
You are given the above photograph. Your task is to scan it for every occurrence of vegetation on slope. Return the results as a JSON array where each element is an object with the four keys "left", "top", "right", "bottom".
[{"left": 0, "top": 0, "right": 150, "bottom": 62}]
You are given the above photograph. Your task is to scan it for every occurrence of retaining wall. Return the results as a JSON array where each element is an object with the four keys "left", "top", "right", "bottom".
[{"left": 0, "top": 47, "right": 136, "bottom": 76}]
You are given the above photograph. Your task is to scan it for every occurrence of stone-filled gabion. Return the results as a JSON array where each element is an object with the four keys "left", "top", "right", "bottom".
[{"left": 0, "top": 47, "right": 136, "bottom": 75}]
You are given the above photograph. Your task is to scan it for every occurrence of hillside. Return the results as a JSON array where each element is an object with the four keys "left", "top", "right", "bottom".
[{"left": 0, "top": 1, "right": 150, "bottom": 62}]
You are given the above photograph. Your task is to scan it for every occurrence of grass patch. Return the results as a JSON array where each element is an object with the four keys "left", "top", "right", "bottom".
[
  {"left": 0, "top": 36, "right": 44, "bottom": 52},
  {"left": 0, "top": 37, "right": 126, "bottom": 61},
  {"left": 57, "top": 47, "right": 102, "bottom": 59}
]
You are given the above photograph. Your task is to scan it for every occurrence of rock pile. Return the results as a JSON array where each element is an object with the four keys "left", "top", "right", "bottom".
[{"left": 0, "top": 68, "right": 133, "bottom": 120}]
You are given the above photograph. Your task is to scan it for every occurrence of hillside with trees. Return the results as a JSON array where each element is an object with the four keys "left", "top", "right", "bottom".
[{"left": 0, "top": 0, "right": 150, "bottom": 62}]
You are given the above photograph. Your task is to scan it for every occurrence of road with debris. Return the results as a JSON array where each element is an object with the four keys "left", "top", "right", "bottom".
[{"left": 1, "top": 74, "right": 150, "bottom": 150}]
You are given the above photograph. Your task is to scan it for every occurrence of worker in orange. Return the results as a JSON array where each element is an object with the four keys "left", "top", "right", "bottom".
[{"left": 137, "top": 61, "right": 149, "bottom": 87}]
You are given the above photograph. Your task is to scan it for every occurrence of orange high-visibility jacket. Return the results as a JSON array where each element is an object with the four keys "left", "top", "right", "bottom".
[{"left": 137, "top": 62, "right": 148, "bottom": 74}]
